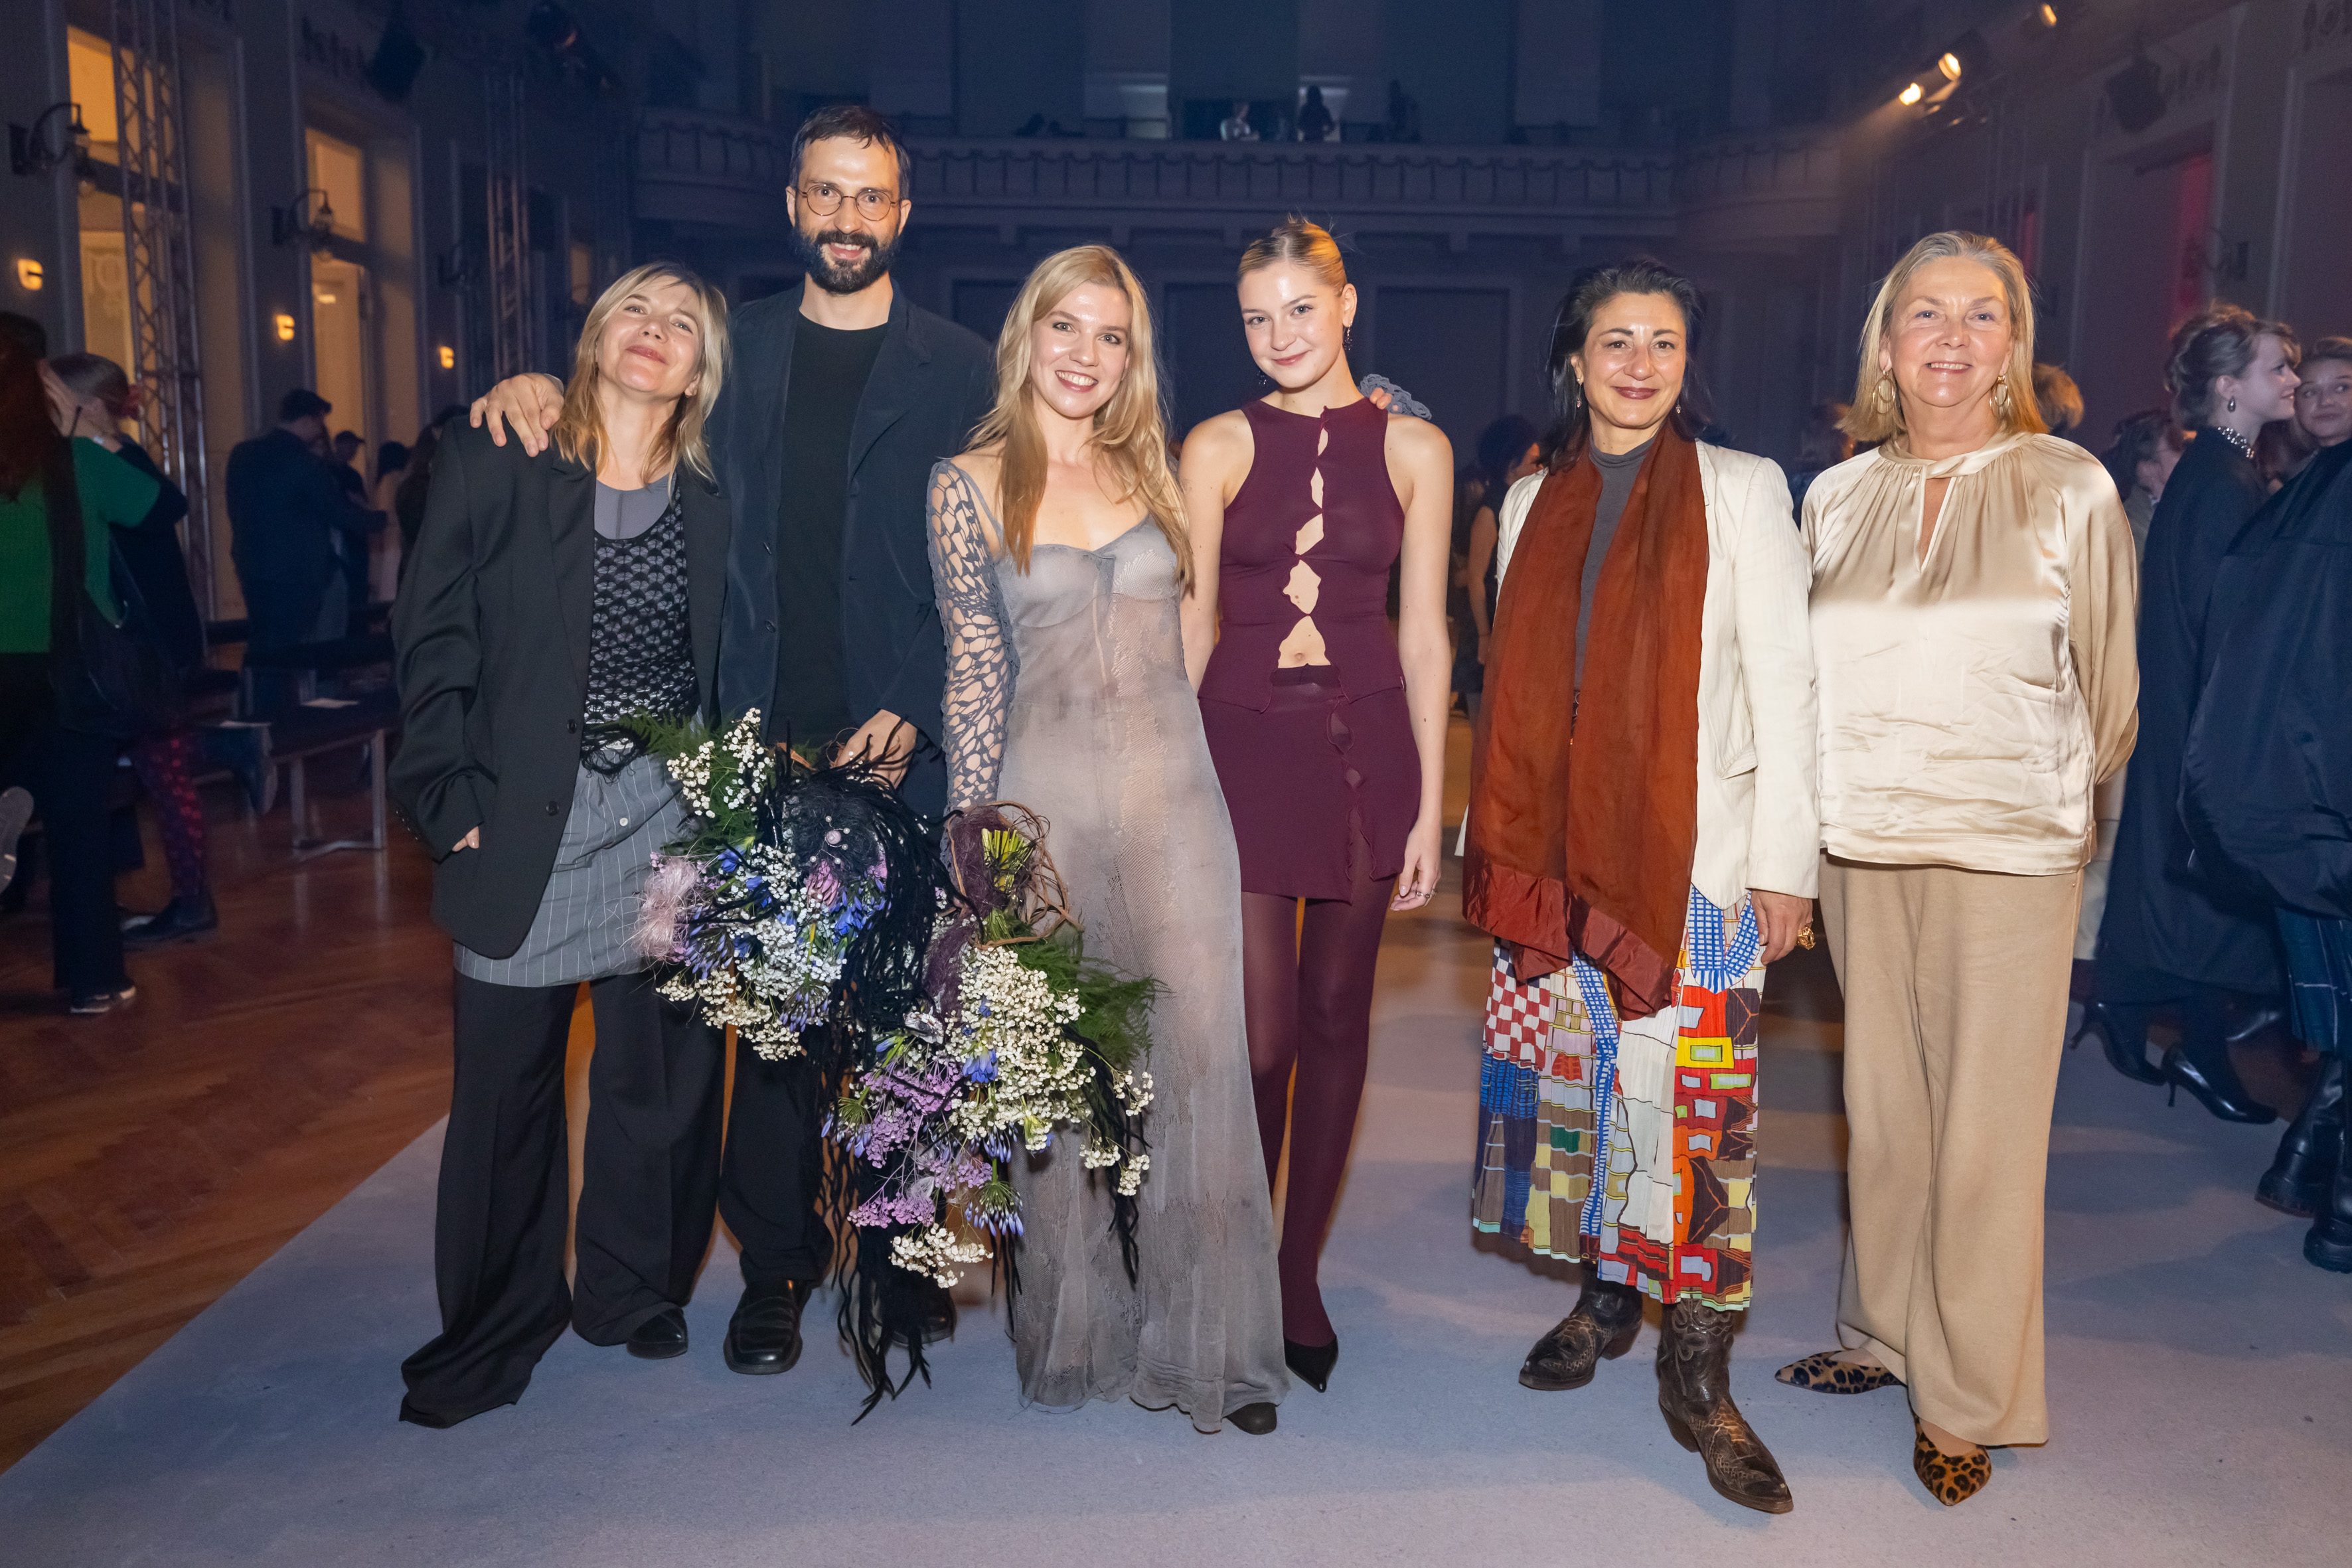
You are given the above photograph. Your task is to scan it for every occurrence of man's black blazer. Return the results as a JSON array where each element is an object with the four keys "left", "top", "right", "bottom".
[
  {"left": 389, "top": 425, "right": 727, "bottom": 959},
  {"left": 707, "top": 281, "right": 994, "bottom": 820}
]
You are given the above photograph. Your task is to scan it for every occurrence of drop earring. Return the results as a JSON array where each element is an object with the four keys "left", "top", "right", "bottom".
[
  {"left": 1344, "top": 323, "right": 1354, "bottom": 354},
  {"left": 2227, "top": 396, "right": 2236, "bottom": 414}
]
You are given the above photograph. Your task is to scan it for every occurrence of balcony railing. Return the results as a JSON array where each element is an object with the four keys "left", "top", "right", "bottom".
[
  {"left": 634, "top": 108, "right": 789, "bottom": 232},
  {"left": 905, "top": 139, "right": 1681, "bottom": 240},
  {"left": 1673, "top": 135, "right": 1842, "bottom": 247},
  {"left": 631, "top": 112, "right": 1842, "bottom": 248}
]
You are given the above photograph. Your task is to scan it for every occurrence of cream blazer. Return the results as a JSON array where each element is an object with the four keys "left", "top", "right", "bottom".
[{"left": 1484, "top": 441, "right": 1820, "bottom": 906}]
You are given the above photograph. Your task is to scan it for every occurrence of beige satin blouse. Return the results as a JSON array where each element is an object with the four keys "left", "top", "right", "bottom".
[{"left": 1803, "top": 431, "right": 2139, "bottom": 876}]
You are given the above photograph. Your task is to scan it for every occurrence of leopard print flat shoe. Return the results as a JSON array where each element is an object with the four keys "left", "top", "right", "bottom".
[
  {"left": 1911, "top": 1416, "right": 1992, "bottom": 1506},
  {"left": 1773, "top": 1350, "right": 1902, "bottom": 1394}
]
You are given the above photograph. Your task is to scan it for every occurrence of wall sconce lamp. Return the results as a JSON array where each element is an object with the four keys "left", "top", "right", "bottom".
[
  {"left": 14, "top": 259, "right": 44, "bottom": 291},
  {"left": 9, "top": 104, "right": 91, "bottom": 179},
  {"left": 272, "top": 189, "right": 337, "bottom": 252},
  {"left": 437, "top": 345, "right": 456, "bottom": 370},
  {"left": 274, "top": 312, "right": 298, "bottom": 341}
]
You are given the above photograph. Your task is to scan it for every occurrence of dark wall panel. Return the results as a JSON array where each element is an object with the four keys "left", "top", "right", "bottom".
[
  {"left": 1162, "top": 281, "right": 1261, "bottom": 439},
  {"left": 1366, "top": 286, "right": 1510, "bottom": 457},
  {"left": 951, "top": 279, "right": 1023, "bottom": 346}
]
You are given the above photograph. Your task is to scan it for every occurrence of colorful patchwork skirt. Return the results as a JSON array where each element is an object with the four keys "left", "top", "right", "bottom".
[{"left": 1469, "top": 886, "right": 1764, "bottom": 1309}]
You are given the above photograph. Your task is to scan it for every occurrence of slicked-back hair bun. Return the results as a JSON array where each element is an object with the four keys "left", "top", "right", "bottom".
[{"left": 2165, "top": 302, "right": 2297, "bottom": 428}]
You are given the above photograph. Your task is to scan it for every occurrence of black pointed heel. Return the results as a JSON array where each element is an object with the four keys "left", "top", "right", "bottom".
[
  {"left": 2084, "top": 1002, "right": 2165, "bottom": 1086},
  {"left": 2163, "top": 1046, "right": 2278, "bottom": 1125},
  {"left": 1284, "top": 1336, "right": 1338, "bottom": 1392}
]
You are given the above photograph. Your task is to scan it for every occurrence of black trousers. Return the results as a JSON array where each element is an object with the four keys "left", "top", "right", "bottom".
[
  {"left": 718, "top": 1029, "right": 831, "bottom": 1289},
  {"left": 400, "top": 967, "right": 724, "bottom": 1425},
  {"left": 0, "top": 655, "right": 127, "bottom": 997}
]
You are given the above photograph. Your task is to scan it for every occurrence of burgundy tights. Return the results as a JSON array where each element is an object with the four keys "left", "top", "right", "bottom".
[
  {"left": 127, "top": 726, "right": 208, "bottom": 904},
  {"left": 1241, "top": 846, "right": 1393, "bottom": 1349}
]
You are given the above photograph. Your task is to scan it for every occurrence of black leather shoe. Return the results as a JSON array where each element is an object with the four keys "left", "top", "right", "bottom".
[
  {"left": 2164, "top": 1046, "right": 2277, "bottom": 1124},
  {"left": 724, "top": 1281, "right": 810, "bottom": 1375},
  {"left": 1226, "top": 1401, "right": 1278, "bottom": 1435},
  {"left": 2084, "top": 1002, "right": 2165, "bottom": 1086},
  {"left": 121, "top": 894, "right": 219, "bottom": 949},
  {"left": 1284, "top": 1336, "right": 1338, "bottom": 1392},
  {"left": 1520, "top": 1274, "right": 1644, "bottom": 1391},
  {"left": 626, "top": 1306, "right": 689, "bottom": 1360},
  {"left": 2258, "top": 1057, "right": 2345, "bottom": 1217}
]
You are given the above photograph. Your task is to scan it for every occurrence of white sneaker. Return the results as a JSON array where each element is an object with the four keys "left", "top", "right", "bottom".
[{"left": 0, "top": 785, "right": 31, "bottom": 891}]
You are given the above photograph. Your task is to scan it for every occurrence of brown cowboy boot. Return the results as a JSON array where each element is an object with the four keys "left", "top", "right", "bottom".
[
  {"left": 1518, "top": 1271, "right": 1644, "bottom": 1391},
  {"left": 1657, "top": 1298, "right": 1794, "bottom": 1514}
]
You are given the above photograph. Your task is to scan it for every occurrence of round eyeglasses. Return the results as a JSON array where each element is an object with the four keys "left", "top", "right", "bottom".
[{"left": 797, "top": 182, "right": 899, "bottom": 220}]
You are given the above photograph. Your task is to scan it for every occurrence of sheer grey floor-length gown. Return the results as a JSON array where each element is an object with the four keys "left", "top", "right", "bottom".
[{"left": 927, "top": 461, "right": 1287, "bottom": 1431}]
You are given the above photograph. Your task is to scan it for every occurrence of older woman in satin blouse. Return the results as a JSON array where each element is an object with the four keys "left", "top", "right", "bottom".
[{"left": 1779, "top": 231, "right": 2137, "bottom": 1508}]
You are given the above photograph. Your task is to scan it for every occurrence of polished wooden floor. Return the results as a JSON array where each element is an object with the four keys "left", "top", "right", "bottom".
[{"left": 0, "top": 753, "right": 457, "bottom": 1471}]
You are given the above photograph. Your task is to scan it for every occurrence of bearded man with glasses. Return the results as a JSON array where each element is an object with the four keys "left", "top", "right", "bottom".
[{"left": 469, "top": 103, "right": 994, "bottom": 1387}]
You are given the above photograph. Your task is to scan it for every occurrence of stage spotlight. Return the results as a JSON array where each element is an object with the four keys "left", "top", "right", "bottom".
[
  {"left": 1899, "top": 81, "right": 1926, "bottom": 106},
  {"left": 2106, "top": 48, "right": 2167, "bottom": 133},
  {"left": 1936, "top": 31, "right": 1992, "bottom": 84}
]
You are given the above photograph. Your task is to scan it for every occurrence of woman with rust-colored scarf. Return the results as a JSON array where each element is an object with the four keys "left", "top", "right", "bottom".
[{"left": 1463, "top": 260, "right": 1818, "bottom": 1514}]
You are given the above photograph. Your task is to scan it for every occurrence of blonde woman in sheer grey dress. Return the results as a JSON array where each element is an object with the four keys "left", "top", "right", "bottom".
[{"left": 927, "top": 245, "right": 1286, "bottom": 1435}]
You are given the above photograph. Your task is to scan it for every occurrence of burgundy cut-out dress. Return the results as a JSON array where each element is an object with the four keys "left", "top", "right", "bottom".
[{"left": 1199, "top": 398, "right": 1421, "bottom": 900}]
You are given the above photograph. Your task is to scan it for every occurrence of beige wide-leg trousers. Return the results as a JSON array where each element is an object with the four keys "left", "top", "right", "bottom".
[{"left": 1818, "top": 854, "right": 2081, "bottom": 1447}]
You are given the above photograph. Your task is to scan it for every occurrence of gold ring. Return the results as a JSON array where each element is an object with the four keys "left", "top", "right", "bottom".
[{"left": 1796, "top": 924, "right": 1816, "bottom": 950}]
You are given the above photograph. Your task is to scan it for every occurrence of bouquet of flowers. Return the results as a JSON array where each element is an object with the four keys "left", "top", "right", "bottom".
[
  {"left": 830, "top": 804, "right": 1156, "bottom": 1289},
  {"left": 623, "top": 714, "right": 1160, "bottom": 1416},
  {"left": 629, "top": 710, "right": 944, "bottom": 1054}
]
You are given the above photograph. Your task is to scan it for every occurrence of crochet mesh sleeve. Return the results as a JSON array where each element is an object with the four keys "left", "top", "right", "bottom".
[{"left": 927, "top": 461, "right": 1014, "bottom": 810}]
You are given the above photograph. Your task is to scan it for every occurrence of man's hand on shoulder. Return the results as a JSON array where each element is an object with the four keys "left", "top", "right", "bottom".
[{"left": 469, "top": 373, "right": 564, "bottom": 455}]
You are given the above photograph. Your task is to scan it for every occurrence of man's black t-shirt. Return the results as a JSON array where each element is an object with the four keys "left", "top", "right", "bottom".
[{"left": 772, "top": 314, "right": 888, "bottom": 746}]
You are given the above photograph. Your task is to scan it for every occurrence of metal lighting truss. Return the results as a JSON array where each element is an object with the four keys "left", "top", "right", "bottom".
[
  {"left": 111, "top": 0, "right": 212, "bottom": 612},
  {"left": 485, "top": 68, "right": 531, "bottom": 382}
]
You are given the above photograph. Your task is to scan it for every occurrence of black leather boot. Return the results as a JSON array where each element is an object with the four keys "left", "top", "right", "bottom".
[
  {"left": 2084, "top": 1002, "right": 2165, "bottom": 1086},
  {"left": 2306, "top": 1089, "right": 2352, "bottom": 1274},
  {"left": 1519, "top": 1271, "right": 1644, "bottom": 1391},
  {"left": 2258, "top": 1057, "right": 2345, "bottom": 1217},
  {"left": 1657, "top": 1300, "right": 1793, "bottom": 1514}
]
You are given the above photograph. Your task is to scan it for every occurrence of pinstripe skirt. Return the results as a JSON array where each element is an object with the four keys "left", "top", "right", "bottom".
[{"left": 455, "top": 753, "right": 686, "bottom": 989}]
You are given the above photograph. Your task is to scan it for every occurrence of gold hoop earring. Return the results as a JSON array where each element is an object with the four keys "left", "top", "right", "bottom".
[
  {"left": 1873, "top": 376, "right": 1895, "bottom": 414},
  {"left": 1993, "top": 377, "right": 2013, "bottom": 418}
]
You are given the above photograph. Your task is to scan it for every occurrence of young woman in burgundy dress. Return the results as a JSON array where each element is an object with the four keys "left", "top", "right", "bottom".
[{"left": 1178, "top": 219, "right": 1455, "bottom": 1391}]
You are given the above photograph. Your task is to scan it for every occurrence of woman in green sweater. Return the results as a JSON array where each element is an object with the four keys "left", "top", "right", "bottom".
[{"left": 0, "top": 331, "right": 172, "bottom": 1014}]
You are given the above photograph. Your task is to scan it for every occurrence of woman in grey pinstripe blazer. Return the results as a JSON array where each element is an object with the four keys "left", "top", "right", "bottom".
[{"left": 390, "top": 264, "right": 732, "bottom": 1427}]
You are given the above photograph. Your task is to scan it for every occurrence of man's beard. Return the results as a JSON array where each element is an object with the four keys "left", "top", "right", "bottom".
[{"left": 793, "top": 224, "right": 900, "bottom": 295}]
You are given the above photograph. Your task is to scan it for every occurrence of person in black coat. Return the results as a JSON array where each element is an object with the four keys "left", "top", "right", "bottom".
[
  {"left": 2093, "top": 303, "right": 2303, "bottom": 1120},
  {"left": 2185, "top": 440, "right": 2352, "bottom": 1269},
  {"left": 389, "top": 264, "right": 734, "bottom": 1427},
  {"left": 225, "top": 388, "right": 379, "bottom": 658},
  {"left": 46, "top": 352, "right": 218, "bottom": 945},
  {"left": 469, "top": 107, "right": 995, "bottom": 1381}
]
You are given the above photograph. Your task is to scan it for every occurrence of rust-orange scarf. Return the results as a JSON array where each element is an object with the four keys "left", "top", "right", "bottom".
[{"left": 1463, "top": 426, "right": 1709, "bottom": 1018}]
